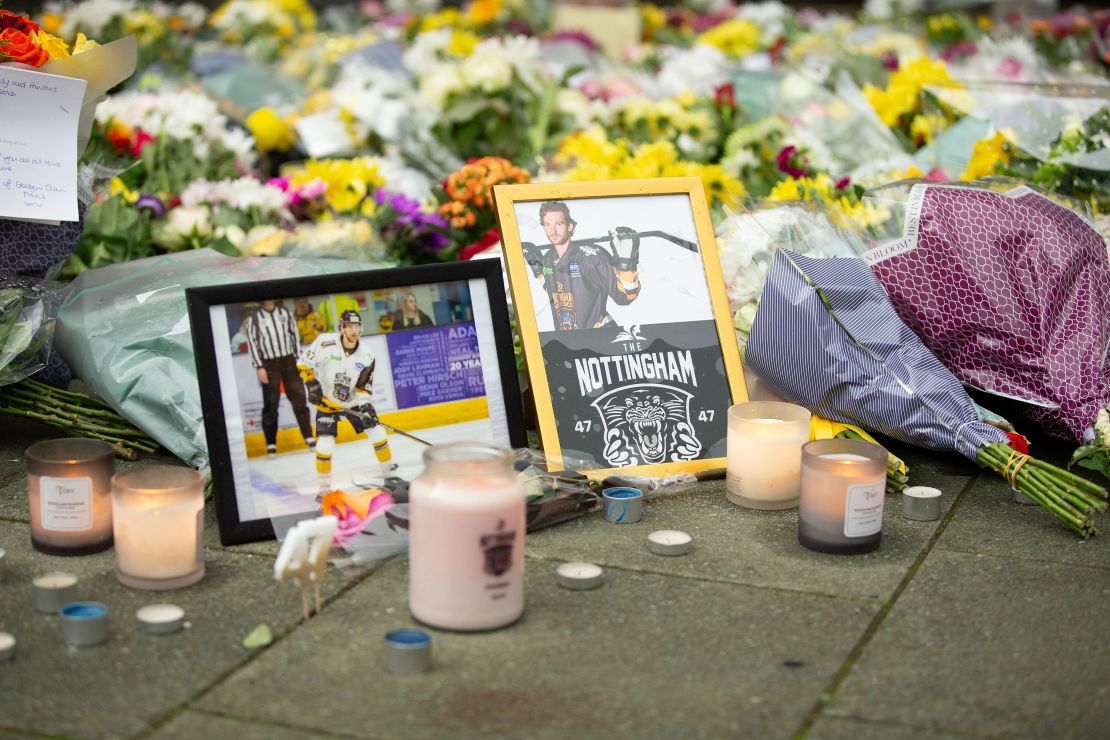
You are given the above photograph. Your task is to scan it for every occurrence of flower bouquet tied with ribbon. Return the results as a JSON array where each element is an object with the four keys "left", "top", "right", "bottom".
[
  {"left": 746, "top": 249, "right": 1106, "bottom": 537},
  {"left": 859, "top": 181, "right": 1110, "bottom": 482}
]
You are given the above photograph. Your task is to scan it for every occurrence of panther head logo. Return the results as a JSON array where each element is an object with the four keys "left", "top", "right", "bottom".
[{"left": 592, "top": 384, "right": 702, "bottom": 467}]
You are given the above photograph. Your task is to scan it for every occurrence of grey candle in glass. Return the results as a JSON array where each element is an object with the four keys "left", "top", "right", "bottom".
[
  {"left": 26, "top": 438, "right": 115, "bottom": 555},
  {"left": 798, "top": 439, "right": 887, "bottom": 555}
]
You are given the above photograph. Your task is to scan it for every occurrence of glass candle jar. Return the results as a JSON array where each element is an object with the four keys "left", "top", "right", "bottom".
[
  {"left": 409, "top": 443, "right": 525, "bottom": 631},
  {"left": 111, "top": 466, "right": 205, "bottom": 590},
  {"left": 726, "top": 402, "right": 811, "bottom": 510},
  {"left": 799, "top": 439, "right": 888, "bottom": 555},
  {"left": 26, "top": 438, "right": 115, "bottom": 555}
]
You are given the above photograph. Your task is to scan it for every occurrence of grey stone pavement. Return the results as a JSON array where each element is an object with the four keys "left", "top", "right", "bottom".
[{"left": 2, "top": 418, "right": 1108, "bottom": 739}]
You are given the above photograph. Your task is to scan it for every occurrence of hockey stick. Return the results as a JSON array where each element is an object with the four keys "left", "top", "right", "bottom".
[{"left": 380, "top": 422, "right": 433, "bottom": 446}]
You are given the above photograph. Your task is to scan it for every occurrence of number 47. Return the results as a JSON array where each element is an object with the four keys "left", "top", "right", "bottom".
[
  {"left": 574, "top": 420, "right": 592, "bottom": 433},
  {"left": 698, "top": 410, "right": 715, "bottom": 422}
]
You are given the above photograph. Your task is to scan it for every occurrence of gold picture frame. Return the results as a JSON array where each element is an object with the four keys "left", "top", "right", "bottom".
[{"left": 494, "top": 177, "right": 748, "bottom": 478}]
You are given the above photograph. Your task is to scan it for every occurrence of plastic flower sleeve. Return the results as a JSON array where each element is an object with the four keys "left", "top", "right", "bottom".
[
  {"left": 0, "top": 277, "right": 69, "bottom": 386},
  {"left": 52, "top": 249, "right": 374, "bottom": 468},
  {"left": 860, "top": 181, "right": 1110, "bottom": 443},
  {"left": 745, "top": 249, "right": 1007, "bottom": 461}
]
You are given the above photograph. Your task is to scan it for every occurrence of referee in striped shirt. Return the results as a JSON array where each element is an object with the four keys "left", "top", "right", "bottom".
[{"left": 246, "top": 300, "right": 315, "bottom": 456}]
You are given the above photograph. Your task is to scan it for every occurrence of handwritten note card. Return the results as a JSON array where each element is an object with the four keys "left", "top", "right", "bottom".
[{"left": 0, "top": 66, "right": 87, "bottom": 222}]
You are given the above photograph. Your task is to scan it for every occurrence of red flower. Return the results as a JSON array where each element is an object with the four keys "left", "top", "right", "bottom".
[
  {"left": 1005, "top": 432, "right": 1030, "bottom": 455},
  {"left": 775, "top": 145, "right": 811, "bottom": 178},
  {"left": 0, "top": 10, "right": 39, "bottom": 35},
  {"left": 0, "top": 27, "right": 48, "bottom": 67},
  {"left": 834, "top": 176, "right": 852, "bottom": 191},
  {"left": 459, "top": 229, "right": 501, "bottom": 261},
  {"left": 769, "top": 36, "right": 787, "bottom": 64},
  {"left": 713, "top": 83, "right": 736, "bottom": 110},
  {"left": 131, "top": 129, "right": 155, "bottom": 158}
]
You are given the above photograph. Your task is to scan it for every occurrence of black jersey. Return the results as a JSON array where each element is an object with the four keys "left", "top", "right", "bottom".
[{"left": 541, "top": 242, "right": 640, "bottom": 330}]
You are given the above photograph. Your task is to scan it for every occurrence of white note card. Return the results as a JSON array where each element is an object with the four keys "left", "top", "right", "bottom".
[{"left": 0, "top": 66, "right": 87, "bottom": 221}]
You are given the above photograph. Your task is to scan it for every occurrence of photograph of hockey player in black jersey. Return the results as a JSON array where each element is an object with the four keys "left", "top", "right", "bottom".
[
  {"left": 187, "top": 261, "right": 526, "bottom": 544},
  {"left": 497, "top": 180, "right": 746, "bottom": 477}
]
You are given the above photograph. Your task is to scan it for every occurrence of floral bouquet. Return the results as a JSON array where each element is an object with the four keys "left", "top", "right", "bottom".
[
  {"left": 746, "top": 249, "right": 1106, "bottom": 537},
  {"left": 858, "top": 180, "right": 1110, "bottom": 481},
  {"left": 207, "top": 0, "right": 316, "bottom": 62}
]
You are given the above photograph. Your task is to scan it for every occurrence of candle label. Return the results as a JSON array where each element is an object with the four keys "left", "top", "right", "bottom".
[
  {"left": 479, "top": 521, "right": 516, "bottom": 601},
  {"left": 844, "top": 482, "right": 885, "bottom": 537},
  {"left": 39, "top": 476, "right": 93, "bottom": 531}
]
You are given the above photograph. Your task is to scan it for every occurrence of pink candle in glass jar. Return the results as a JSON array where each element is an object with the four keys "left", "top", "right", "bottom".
[{"left": 408, "top": 443, "right": 525, "bottom": 631}]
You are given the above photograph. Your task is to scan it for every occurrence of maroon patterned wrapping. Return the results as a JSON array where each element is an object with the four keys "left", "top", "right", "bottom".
[{"left": 867, "top": 184, "right": 1110, "bottom": 442}]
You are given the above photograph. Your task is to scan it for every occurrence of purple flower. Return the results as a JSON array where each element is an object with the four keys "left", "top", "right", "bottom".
[
  {"left": 880, "top": 51, "right": 899, "bottom": 71},
  {"left": 135, "top": 194, "right": 166, "bottom": 218},
  {"left": 834, "top": 176, "right": 852, "bottom": 191},
  {"left": 544, "top": 29, "right": 601, "bottom": 54}
]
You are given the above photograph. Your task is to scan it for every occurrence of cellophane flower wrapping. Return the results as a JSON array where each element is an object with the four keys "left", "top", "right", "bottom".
[
  {"left": 859, "top": 180, "right": 1110, "bottom": 443},
  {"left": 746, "top": 249, "right": 1007, "bottom": 460}
]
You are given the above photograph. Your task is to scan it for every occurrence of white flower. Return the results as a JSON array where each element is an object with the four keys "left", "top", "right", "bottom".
[
  {"left": 376, "top": 156, "right": 434, "bottom": 202},
  {"left": 160, "top": 205, "right": 211, "bottom": 249},
  {"left": 863, "top": 0, "right": 924, "bottom": 21},
  {"left": 736, "top": 1, "right": 789, "bottom": 44},
  {"left": 402, "top": 29, "right": 453, "bottom": 75},
  {"left": 216, "top": 225, "right": 247, "bottom": 249},
  {"left": 181, "top": 178, "right": 288, "bottom": 219},
  {"left": 461, "top": 44, "right": 514, "bottom": 92},
  {"left": 418, "top": 63, "right": 466, "bottom": 109},
  {"left": 656, "top": 44, "right": 731, "bottom": 98},
  {"left": 57, "top": 0, "right": 136, "bottom": 38}
]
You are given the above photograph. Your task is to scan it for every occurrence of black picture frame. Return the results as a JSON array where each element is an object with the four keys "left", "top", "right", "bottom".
[{"left": 187, "top": 259, "right": 526, "bottom": 545}]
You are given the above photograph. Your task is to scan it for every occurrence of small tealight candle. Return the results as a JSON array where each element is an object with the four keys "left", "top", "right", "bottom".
[
  {"left": 555, "top": 562, "right": 604, "bottom": 590},
  {"left": 136, "top": 604, "right": 186, "bottom": 635},
  {"left": 798, "top": 440, "right": 887, "bottom": 555},
  {"left": 902, "top": 486, "right": 942, "bottom": 521},
  {"left": 32, "top": 572, "right": 79, "bottom": 614},
  {"left": 25, "top": 438, "right": 115, "bottom": 555},
  {"left": 602, "top": 487, "right": 643, "bottom": 523},
  {"left": 726, "top": 402, "right": 811, "bottom": 510},
  {"left": 112, "top": 466, "right": 205, "bottom": 591},
  {"left": 646, "top": 530, "right": 693, "bottom": 556},
  {"left": 382, "top": 629, "right": 433, "bottom": 675}
]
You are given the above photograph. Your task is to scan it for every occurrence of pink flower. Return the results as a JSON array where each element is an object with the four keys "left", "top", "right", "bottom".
[
  {"left": 834, "top": 176, "right": 852, "bottom": 191},
  {"left": 996, "top": 56, "right": 1024, "bottom": 79},
  {"left": 131, "top": 129, "right": 155, "bottom": 158},
  {"left": 776, "top": 145, "right": 811, "bottom": 178}
]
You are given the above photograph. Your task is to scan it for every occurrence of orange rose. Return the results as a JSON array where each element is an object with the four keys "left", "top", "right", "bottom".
[{"left": 0, "top": 28, "right": 49, "bottom": 67}]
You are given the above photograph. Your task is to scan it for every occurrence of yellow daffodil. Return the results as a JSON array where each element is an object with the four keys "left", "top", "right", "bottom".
[{"left": 286, "top": 158, "right": 384, "bottom": 216}]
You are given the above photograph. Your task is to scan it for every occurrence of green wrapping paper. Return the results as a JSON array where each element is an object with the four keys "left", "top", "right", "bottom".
[{"left": 53, "top": 249, "right": 374, "bottom": 468}]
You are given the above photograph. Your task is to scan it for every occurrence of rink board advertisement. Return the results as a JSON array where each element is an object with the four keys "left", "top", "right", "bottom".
[
  {"left": 186, "top": 261, "right": 526, "bottom": 545},
  {"left": 494, "top": 178, "right": 747, "bottom": 478}
]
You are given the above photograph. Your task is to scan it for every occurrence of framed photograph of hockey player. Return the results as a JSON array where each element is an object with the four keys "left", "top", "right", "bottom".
[
  {"left": 186, "top": 259, "right": 526, "bottom": 545},
  {"left": 494, "top": 177, "right": 747, "bottom": 478}
]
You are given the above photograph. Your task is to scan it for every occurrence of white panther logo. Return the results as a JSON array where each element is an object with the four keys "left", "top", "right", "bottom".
[{"left": 592, "top": 384, "right": 702, "bottom": 467}]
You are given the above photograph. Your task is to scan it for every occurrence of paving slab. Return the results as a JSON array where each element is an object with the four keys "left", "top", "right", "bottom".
[
  {"left": 822, "top": 548, "right": 1110, "bottom": 736},
  {"left": 0, "top": 520, "right": 352, "bottom": 739},
  {"left": 527, "top": 446, "right": 979, "bottom": 603},
  {"left": 808, "top": 716, "right": 970, "bottom": 739},
  {"left": 198, "top": 555, "right": 877, "bottom": 739},
  {"left": 151, "top": 710, "right": 343, "bottom": 739},
  {"left": 937, "top": 466, "right": 1110, "bottom": 570}
]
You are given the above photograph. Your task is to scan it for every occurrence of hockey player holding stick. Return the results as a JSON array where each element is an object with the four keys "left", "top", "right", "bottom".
[{"left": 297, "top": 310, "right": 397, "bottom": 484}]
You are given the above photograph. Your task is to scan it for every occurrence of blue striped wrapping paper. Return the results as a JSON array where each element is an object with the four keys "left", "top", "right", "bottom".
[{"left": 745, "top": 250, "right": 1007, "bottom": 461}]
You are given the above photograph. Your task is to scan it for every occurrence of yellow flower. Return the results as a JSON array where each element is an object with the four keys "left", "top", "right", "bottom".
[
  {"left": 286, "top": 158, "right": 384, "bottom": 216},
  {"left": 123, "top": 9, "right": 166, "bottom": 44},
  {"left": 72, "top": 33, "right": 100, "bottom": 55},
  {"left": 31, "top": 31, "right": 70, "bottom": 61},
  {"left": 246, "top": 108, "right": 296, "bottom": 154},
  {"left": 419, "top": 8, "right": 463, "bottom": 32},
  {"left": 555, "top": 125, "right": 626, "bottom": 169},
  {"left": 961, "top": 131, "right": 1011, "bottom": 180},
  {"left": 109, "top": 177, "right": 139, "bottom": 204},
  {"left": 698, "top": 19, "right": 761, "bottom": 57},
  {"left": 447, "top": 29, "right": 480, "bottom": 57},
  {"left": 910, "top": 113, "right": 947, "bottom": 145},
  {"left": 641, "top": 5, "right": 667, "bottom": 40},
  {"left": 977, "top": 16, "right": 992, "bottom": 30},
  {"left": 864, "top": 57, "right": 958, "bottom": 128},
  {"left": 40, "top": 12, "right": 64, "bottom": 34},
  {"left": 468, "top": 0, "right": 501, "bottom": 27}
]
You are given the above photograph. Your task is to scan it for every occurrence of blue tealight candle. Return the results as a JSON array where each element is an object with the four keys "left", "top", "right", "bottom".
[
  {"left": 60, "top": 601, "right": 109, "bottom": 647},
  {"left": 383, "top": 628, "right": 432, "bottom": 675},
  {"left": 602, "top": 487, "right": 643, "bottom": 523}
]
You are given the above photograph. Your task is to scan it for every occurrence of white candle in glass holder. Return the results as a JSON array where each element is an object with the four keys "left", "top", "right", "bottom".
[
  {"left": 112, "top": 466, "right": 205, "bottom": 591},
  {"left": 799, "top": 440, "right": 887, "bottom": 555},
  {"left": 726, "top": 402, "right": 811, "bottom": 510}
]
